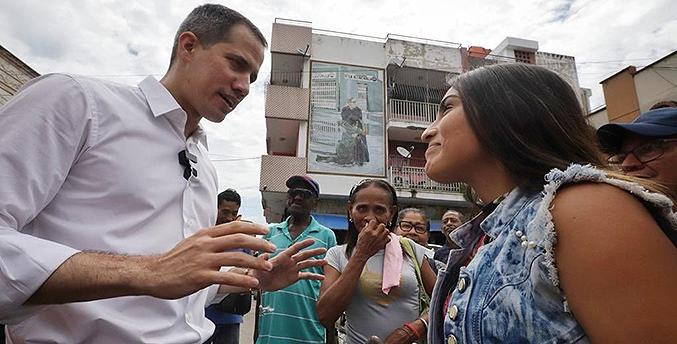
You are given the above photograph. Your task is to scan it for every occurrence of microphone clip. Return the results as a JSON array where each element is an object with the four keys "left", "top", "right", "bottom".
[{"left": 178, "top": 149, "right": 198, "bottom": 180}]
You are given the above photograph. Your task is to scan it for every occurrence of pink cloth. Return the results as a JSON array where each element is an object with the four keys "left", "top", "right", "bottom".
[{"left": 382, "top": 233, "right": 403, "bottom": 294}]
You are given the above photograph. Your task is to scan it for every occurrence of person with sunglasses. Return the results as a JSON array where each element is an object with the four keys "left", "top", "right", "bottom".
[
  {"left": 598, "top": 107, "right": 677, "bottom": 209},
  {"left": 257, "top": 175, "right": 337, "bottom": 344}
]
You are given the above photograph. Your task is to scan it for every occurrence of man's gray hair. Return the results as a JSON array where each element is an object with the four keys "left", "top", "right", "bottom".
[{"left": 169, "top": 4, "right": 267, "bottom": 67}]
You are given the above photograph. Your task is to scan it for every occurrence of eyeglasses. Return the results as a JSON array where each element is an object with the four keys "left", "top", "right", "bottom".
[
  {"left": 398, "top": 221, "right": 428, "bottom": 234},
  {"left": 288, "top": 188, "right": 315, "bottom": 199},
  {"left": 607, "top": 139, "right": 677, "bottom": 166}
]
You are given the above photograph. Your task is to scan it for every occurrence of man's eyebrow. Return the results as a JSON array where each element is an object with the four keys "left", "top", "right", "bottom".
[{"left": 227, "top": 53, "right": 258, "bottom": 82}]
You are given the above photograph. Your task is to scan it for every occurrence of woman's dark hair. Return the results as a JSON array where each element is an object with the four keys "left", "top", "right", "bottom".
[
  {"left": 345, "top": 179, "right": 398, "bottom": 259},
  {"left": 397, "top": 207, "right": 430, "bottom": 231},
  {"left": 450, "top": 63, "right": 605, "bottom": 192}
]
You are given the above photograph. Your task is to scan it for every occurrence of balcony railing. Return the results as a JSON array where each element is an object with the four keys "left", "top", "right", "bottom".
[
  {"left": 389, "top": 166, "right": 465, "bottom": 193},
  {"left": 268, "top": 70, "right": 304, "bottom": 87},
  {"left": 389, "top": 99, "right": 437, "bottom": 124}
]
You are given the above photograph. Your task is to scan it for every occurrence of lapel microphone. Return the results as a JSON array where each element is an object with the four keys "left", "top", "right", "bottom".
[{"left": 178, "top": 149, "right": 198, "bottom": 180}]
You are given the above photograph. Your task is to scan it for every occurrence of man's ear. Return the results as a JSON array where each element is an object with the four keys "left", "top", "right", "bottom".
[{"left": 176, "top": 31, "right": 200, "bottom": 63}]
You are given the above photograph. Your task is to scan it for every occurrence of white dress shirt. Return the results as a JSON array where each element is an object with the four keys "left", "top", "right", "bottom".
[{"left": 0, "top": 74, "right": 219, "bottom": 343}]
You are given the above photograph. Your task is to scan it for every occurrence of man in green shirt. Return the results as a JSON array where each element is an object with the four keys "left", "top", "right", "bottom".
[{"left": 256, "top": 176, "right": 337, "bottom": 344}]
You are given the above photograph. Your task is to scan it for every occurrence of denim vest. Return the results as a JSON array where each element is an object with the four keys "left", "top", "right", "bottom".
[{"left": 428, "top": 164, "right": 676, "bottom": 344}]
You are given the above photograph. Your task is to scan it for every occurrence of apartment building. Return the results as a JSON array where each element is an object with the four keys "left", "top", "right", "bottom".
[{"left": 259, "top": 19, "right": 588, "bottom": 243}]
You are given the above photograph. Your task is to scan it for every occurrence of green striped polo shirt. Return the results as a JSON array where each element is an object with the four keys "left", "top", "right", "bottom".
[{"left": 256, "top": 216, "right": 337, "bottom": 344}]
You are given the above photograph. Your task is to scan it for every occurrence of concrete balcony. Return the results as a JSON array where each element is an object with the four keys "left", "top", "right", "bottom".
[
  {"left": 389, "top": 98, "right": 437, "bottom": 124},
  {"left": 265, "top": 84, "right": 309, "bottom": 121},
  {"left": 271, "top": 20, "right": 312, "bottom": 55}
]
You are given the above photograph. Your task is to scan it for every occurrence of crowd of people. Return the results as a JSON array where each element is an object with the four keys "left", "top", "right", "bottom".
[{"left": 1, "top": 3, "right": 676, "bottom": 344}]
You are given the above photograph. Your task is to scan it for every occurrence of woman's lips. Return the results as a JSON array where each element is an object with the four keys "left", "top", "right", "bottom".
[{"left": 425, "top": 143, "right": 441, "bottom": 159}]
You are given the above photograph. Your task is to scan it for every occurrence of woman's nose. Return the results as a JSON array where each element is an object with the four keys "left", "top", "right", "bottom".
[{"left": 421, "top": 126, "right": 436, "bottom": 142}]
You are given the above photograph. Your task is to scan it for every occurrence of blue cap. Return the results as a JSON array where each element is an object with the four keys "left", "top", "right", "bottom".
[
  {"left": 597, "top": 107, "right": 677, "bottom": 152},
  {"left": 286, "top": 175, "right": 320, "bottom": 197}
]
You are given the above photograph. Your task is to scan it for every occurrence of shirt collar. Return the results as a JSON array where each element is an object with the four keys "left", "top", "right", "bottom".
[
  {"left": 139, "top": 76, "right": 183, "bottom": 118},
  {"left": 138, "top": 76, "right": 208, "bottom": 148},
  {"left": 279, "top": 215, "right": 321, "bottom": 233}
]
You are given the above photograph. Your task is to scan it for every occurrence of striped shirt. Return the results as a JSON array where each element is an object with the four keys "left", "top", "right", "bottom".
[{"left": 256, "top": 216, "right": 337, "bottom": 344}]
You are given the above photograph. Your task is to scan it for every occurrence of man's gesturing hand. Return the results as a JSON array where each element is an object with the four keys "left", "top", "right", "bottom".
[
  {"left": 147, "top": 221, "right": 276, "bottom": 299},
  {"left": 250, "top": 238, "right": 328, "bottom": 291}
]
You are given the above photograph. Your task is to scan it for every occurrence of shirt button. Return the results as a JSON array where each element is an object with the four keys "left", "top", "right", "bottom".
[
  {"left": 448, "top": 305, "right": 458, "bottom": 320},
  {"left": 447, "top": 334, "right": 457, "bottom": 344},
  {"left": 457, "top": 277, "right": 467, "bottom": 292},
  {"left": 186, "top": 220, "right": 193, "bottom": 227}
]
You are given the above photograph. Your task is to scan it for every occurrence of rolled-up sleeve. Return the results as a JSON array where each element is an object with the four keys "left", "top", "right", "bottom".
[{"left": 0, "top": 74, "right": 93, "bottom": 323}]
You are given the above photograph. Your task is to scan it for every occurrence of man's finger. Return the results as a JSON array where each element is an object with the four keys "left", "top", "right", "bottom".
[
  {"left": 280, "top": 238, "right": 316, "bottom": 257},
  {"left": 297, "top": 272, "right": 326, "bottom": 281},
  {"left": 213, "top": 252, "right": 273, "bottom": 271},
  {"left": 211, "top": 270, "right": 260, "bottom": 289},
  {"left": 212, "top": 234, "right": 276, "bottom": 253},
  {"left": 291, "top": 247, "right": 327, "bottom": 262},
  {"left": 296, "top": 259, "right": 328, "bottom": 271},
  {"left": 209, "top": 221, "right": 269, "bottom": 238},
  {"left": 367, "top": 336, "right": 383, "bottom": 344}
]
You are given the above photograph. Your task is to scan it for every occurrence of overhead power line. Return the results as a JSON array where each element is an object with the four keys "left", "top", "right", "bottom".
[{"left": 68, "top": 56, "right": 672, "bottom": 79}]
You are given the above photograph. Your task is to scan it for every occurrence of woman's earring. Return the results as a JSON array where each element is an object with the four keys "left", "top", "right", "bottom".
[{"left": 349, "top": 218, "right": 354, "bottom": 223}]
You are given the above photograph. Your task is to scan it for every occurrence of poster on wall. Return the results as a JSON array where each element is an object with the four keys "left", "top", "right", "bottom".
[{"left": 307, "top": 61, "right": 386, "bottom": 177}]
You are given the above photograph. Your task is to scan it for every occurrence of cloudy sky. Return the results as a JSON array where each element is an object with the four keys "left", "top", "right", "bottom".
[{"left": 1, "top": 0, "right": 675, "bottom": 224}]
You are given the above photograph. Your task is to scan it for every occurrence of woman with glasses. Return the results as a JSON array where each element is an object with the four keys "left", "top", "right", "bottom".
[
  {"left": 421, "top": 64, "right": 677, "bottom": 344},
  {"left": 394, "top": 208, "right": 433, "bottom": 252},
  {"left": 316, "top": 179, "right": 436, "bottom": 344}
]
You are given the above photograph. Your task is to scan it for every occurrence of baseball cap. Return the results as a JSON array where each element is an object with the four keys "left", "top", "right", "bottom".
[
  {"left": 286, "top": 175, "right": 320, "bottom": 197},
  {"left": 597, "top": 107, "right": 677, "bottom": 153}
]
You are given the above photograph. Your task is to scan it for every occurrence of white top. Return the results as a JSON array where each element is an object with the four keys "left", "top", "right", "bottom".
[
  {"left": 0, "top": 74, "right": 219, "bottom": 343},
  {"left": 326, "top": 239, "right": 428, "bottom": 344}
]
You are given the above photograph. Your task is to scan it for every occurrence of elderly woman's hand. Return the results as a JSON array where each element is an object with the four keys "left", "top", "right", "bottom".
[{"left": 353, "top": 220, "right": 391, "bottom": 261}]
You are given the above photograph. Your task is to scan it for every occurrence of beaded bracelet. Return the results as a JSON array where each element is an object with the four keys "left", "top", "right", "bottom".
[{"left": 403, "top": 323, "right": 420, "bottom": 339}]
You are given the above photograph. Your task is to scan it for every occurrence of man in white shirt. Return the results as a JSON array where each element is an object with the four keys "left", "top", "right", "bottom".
[{"left": 0, "top": 4, "right": 326, "bottom": 343}]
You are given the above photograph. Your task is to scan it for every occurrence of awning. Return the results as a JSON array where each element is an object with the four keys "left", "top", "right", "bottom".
[
  {"left": 313, "top": 213, "right": 442, "bottom": 232},
  {"left": 312, "top": 214, "right": 348, "bottom": 230}
]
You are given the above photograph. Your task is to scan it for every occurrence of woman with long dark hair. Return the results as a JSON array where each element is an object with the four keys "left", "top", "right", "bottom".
[
  {"left": 316, "top": 179, "right": 436, "bottom": 343},
  {"left": 423, "top": 64, "right": 677, "bottom": 343}
]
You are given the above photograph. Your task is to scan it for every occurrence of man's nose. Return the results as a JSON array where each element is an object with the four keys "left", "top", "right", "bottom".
[
  {"left": 232, "top": 75, "right": 250, "bottom": 100},
  {"left": 620, "top": 153, "right": 644, "bottom": 172}
]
